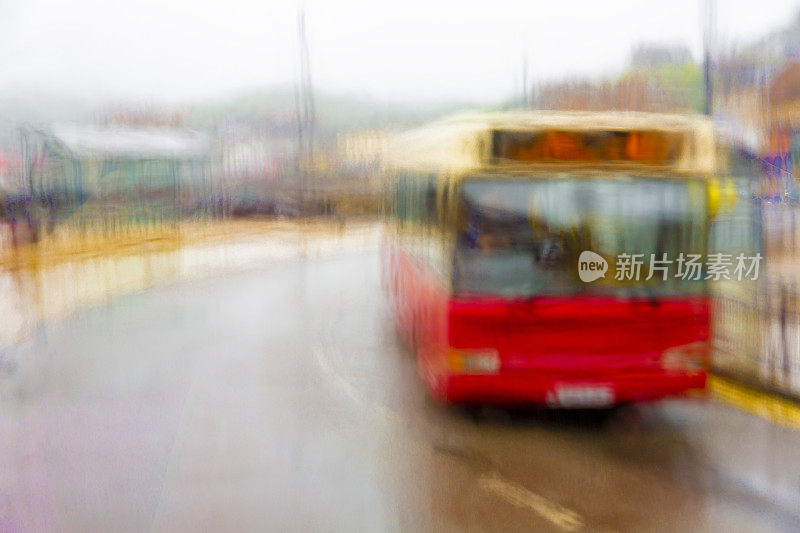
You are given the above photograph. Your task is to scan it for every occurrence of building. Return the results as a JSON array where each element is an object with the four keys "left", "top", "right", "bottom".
[{"left": 19, "top": 125, "right": 212, "bottom": 237}]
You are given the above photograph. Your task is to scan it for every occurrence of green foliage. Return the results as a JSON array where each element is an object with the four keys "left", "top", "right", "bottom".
[
  {"left": 620, "top": 62, "right": 704, "bottom": 113},
  {"left": 653, "top": 62, "right": 704, "bottom": 112}
]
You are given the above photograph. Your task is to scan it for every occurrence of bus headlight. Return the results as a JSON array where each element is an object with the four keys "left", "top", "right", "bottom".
[
  {"left": 661, "top": 342, "right": 709, "bottom": 372},
  {"left": 448, "top": 349, "right": 501, "bottom": 374}
]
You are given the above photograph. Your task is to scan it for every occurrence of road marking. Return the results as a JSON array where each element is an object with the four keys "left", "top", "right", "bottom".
[
  {"left": 709, "top": 375, "right": 800, "bottom": 431},
  {"left": 314, "top": 344, "right": 598, "bottom": 531},
  {"left": 477, "top": 472, "right": 585, "bottom": 531},
  {"left": 312, "top": 344, "right": 365, "bottom": 406},
  {"left": 311, "top": 344, "right": 396, "bottom": 422}
]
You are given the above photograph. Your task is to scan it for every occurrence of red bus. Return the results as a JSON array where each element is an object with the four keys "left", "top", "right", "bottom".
[{"left": 382, "top": 112, "right": 722, "bottom": 406}]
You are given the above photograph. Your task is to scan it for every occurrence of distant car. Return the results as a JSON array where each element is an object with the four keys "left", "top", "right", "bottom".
[{"left": 784, "top": 183, "right": 800, "bottom": 205}]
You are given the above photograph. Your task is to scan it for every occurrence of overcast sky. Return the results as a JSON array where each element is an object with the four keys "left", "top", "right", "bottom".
[{"left": 1, "top": 0, "right": 799, "bottom": 103}]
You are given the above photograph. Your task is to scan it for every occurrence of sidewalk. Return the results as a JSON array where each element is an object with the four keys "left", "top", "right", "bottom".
[
  {"left": 0, "top": 218, "right": 357, "bottom": 270},
  {"left": 0, "top": 219, "right": 379, "bottom": 352}
]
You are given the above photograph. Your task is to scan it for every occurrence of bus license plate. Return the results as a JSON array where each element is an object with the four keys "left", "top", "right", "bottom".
[{"left": 551, "top": 385, "right": 614, "bottom": 408}]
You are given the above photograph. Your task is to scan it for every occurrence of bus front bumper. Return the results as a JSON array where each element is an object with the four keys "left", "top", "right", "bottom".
[{"left": 440, "top": 371, "right": 707, "bottom": 406}]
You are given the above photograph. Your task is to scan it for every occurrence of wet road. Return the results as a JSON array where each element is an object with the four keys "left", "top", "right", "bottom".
[{"left": 1, "top": 247, "right": 800, "bottom": 532}]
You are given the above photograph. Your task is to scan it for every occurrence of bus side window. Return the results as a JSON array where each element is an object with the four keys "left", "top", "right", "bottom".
[
  {"left": 413, "top": 174, "right": 427, "bottom": 262},
  {"left": 383, "top": 180, "right": 394, "bottom": 222},
  {"left": 395, "top": 177, "right": 408, "bottom": 227},
  {"left": 424, "top": 175, "right": 437, "bottom": 228},
  {"left": 395, "top": 175, "right": 415, "bottom": 253}
]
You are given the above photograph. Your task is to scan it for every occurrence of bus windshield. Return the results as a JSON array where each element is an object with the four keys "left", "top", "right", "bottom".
[{"left": 453, "top": 175, "right": 708, "bottom": 298}]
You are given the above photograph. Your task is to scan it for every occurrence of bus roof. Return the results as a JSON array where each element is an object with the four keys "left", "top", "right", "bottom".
[{"left": 386, "top": 110, "right": 717, "bottom": 177}]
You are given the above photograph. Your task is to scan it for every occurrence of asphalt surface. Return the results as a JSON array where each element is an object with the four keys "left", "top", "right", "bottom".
[{"left": 1, "top": 247, "right": 800, "bottom": 532}]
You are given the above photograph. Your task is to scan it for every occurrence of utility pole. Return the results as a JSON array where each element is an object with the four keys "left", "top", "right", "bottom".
[
  {"left": 521, "top": 35, "right": 529, "bottom": 108},
  {"left": 702, "top": 0, "right": 716, "bottom": 116},
  {"left": 522, "top": 52, "right": 528, "bottom": 107},
  {"left": 295, "top": 5, "right": 315, "bottom": 216}
]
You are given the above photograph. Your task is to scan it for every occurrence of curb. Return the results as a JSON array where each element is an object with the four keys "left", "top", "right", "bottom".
[{"left": 708, "top": 373, "right": 800, "bottom": 430}]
